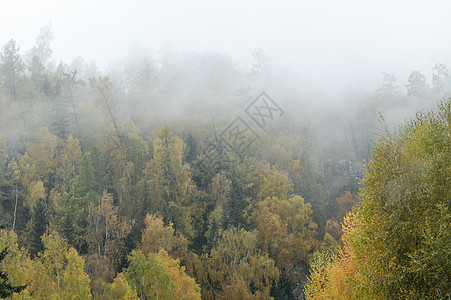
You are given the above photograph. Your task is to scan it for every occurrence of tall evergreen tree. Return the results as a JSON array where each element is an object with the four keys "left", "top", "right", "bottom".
[
  {"left": 184, "top": 132, "right": 198, "bottom": 164},
  {"left": 29, "top": 24, "right": 54, "bottom": 66},
  {"left": 222, "top": 168, "right": 247, "bottom": 229},
  {"left": 148, "top": 126, "right": 195, "bottom": 239},
  {"left": 0, "top": 39, "right": 25, "bottom": 101},
  {"left": 50, "top": 95, "right": 70, "bottom": 141},
  {"left": 29, "top": 198, "right": 48, "bottom": 256}
]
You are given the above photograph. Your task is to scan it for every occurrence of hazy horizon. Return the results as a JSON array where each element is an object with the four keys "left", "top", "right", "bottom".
[
  {"left": 0, "top": 2, "right": 449, "bottom": 299},
  {"left": 2, "top": 0, "right": 450, "bottom": 92}
]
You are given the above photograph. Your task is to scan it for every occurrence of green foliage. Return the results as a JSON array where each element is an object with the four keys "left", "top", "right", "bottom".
[
  {"left": 75, "top": 153, "right": 100, "bottom": 197},
  {"left": 2, "top": 38, "right": 446, "bottom": 298},
  {"left": 29, "top": 25, "right": 54, "bottom": 66},
  {"left": 0, "top": 39, "right": 24, "bottom": 101},
  {"left": 107, "top": 272, "right": 138, "bottom": 300},
  {"left": 222, "top": 165, "right": 248, "bottom": 229},
  {"left": 204, "top": 206, "right": 223, "bottom": 253},
  {"left": 184, "top": 133, "right": 197, "bottom": 164},
  {"left": 0, "top": 226, "right": 27, "bottom": 298},
  {"left": 305, "top": 99, "right": 451, "bottom": 299},
  {"left": 60, "top": 247, "right": 92, "bottom": 299},
  {"left": 139, "top": 213, "right": 188, "bottom": 260},
  {"left": 199, "top": 227, "right": 279, "bottom": 299},
  {"left": 25, "top": 231, "right": 92, "bottom": 299},
  {"left": 148, "top": 125, "right": 196, "bottom": 239},
  {"left": 50, "top": 96, "right": 70, "bottom": 141},
  {"left": 251, "top": 195, "right": 317, "bottom": 298},
  {"left": 357, "top": 99, "right": 451, "bottom": 298},
  {"left": 125, "top": 249, "right": 201, "bottom": 299},
  {"left": 29, "top": 198, "right": 47, "bottom": 257}
]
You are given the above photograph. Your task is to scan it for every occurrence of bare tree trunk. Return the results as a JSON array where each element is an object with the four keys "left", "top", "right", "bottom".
[
  {"left": 90, "top": 77, "right": 123, "bottom": 148},
  {"left": 12, "top": 183, "right": 18, "bottom": 232},
  {"left": 97, "top": 195, "right": 101, "bottom": 256},
  {"left": 66, "top": 71, "right": 84, "bottom": 153},
  {"left": 104, "top": 217, "right": 108, "bottom": 257}
]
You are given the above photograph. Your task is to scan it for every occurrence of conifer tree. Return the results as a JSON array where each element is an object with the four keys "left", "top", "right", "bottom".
[
  {"left": 29, "top": 198, "right": 48, "bottom": 257},
  {"left": 0, "top": 39, "right": 24, "bottom": 101}
]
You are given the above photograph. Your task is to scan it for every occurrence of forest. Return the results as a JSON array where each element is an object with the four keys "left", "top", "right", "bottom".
[{"left": 0, "top": 25, "right": 449, "bottom": 299}]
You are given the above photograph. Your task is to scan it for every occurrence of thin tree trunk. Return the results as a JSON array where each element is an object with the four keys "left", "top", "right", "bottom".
[
  {"left": 104, "top": 217, "right": 108, "bottom": 257},
  {"left": 96, "top": 195, "right": 101, "bottom": 256},
  {"left": 12, "top": 183, "right": 18, "bottom": 232},
  {"left": 91, "top": 78, "right": 123, "bottom": 148},
  {"left": 99, "top": 87, "right": 123, "bottom": 148}
]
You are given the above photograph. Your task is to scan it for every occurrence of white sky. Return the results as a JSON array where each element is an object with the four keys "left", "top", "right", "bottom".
[{"left": 1, "top": 0, "right": 450, "bottom": 89}]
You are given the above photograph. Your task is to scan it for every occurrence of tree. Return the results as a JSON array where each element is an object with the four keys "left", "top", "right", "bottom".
[
  {"left": 223, "top": 177, "right": 247, "bottom": 229},
  {"left": 52, "top": 187, "right": 87, "bottom": 252},
  {"left": 324, "top": 219, "right": 341, "bottom": 242},
  {"left": 204, "top": 206, "right": 223, "bottom": 253},
  {"left": 148, "top": 126, "right": 195, "bottom": 239},
  {"left": 84, "top": 253, "right": 113, "bottom": 300},
  {"left": 355, "top": 99, "right": 451, "bottom": 298},
  {"left": 26, "top": 231, "right": 92, "bottom": 299},
  {"left": 305, "top": 100, "right": 451, "bottom": 299},
  {"left": 304, "top": 214, "right": 356, "bottom": 300},
  {"left": 0, "top": 39, "right": 25, "bottom": 101},
  {"left": 86, "top": 191, "right": 133, "bottom": 268},
  {"left": 406, "top": 70, "right": 429, "bottom": 98},
  {"left": 29, "top": 24, "right": 54, "bottom": 67},
  {"left": 60, "top": 247, "right": 92, "bottom": 300},
  {"left": 378, "top": 72, "right": 398, "bottom": 98},
  {"left": 28, "top": 55, "right": 45, "bottom": 90},
  {"left": 250, "top": 48, "right": 271, "bottom": 76},
  {"left": 209, "top": 173, "right": 231, "bottom": 206},
  {"left": 336, "top": 191, "right": 359, "bottom": 222},
  {"left": 75, "top": 153, "right": 99, "bottom": 197},
  {"left": 20, "top": 127, "right": 58, "bottom": 191},
  {"left": 29, "top": 198, "right": 48, "bottom": 257},
  {"left": 125, "top": 249, "right": 201, "bottom": 299},
  {"left": 256, "top": 166, "right": 293, "bottom": 202},
  {"left": 221, "top": 164, "right": 248, "bottom": 229},
  {"left": 108, "top": 272, "right": 138, "bottom": 300},
  {"left": 115, "top": 119, "right": 150, "bottom": 217},
  {"left": 50, "top": 95, "right": 70, "bottom": 141},
  {"left": 26, "top": 181, "right": 45, "bottom": 211},
  {"left": 131, "top": 61, "right": 159, "bottom": 93},
  {"left": 139, "top": 213, "right": 188, "bottom": 260},
  {"left": 38, "top": 231, "right": 69, "bottom": 293},
  {"left": 90, "top": 76, "right": 123, "bottom": 149},
  {"left": 199, "top": 227, "right": 279, "bottom": 299},
  {"left": 184, "top": 133, "right": 198, "bottom": 164},
  {"left": 251, "top": 195, "right": 317, "bottom": 298},
  {"left": 47, "top": 62, "right": 83, "bottom": 142},
  {"left": 432, "top": 63, "right": 449, "bottom": 100},
  {"left": 304, "top": 249, "right": 336, "bottom": 300},
  {"left": 0, "top": 226, "right": 27, "bottom": 298},
  {"left": 7, "top": 159, "right": 22, "bottom": 233}
]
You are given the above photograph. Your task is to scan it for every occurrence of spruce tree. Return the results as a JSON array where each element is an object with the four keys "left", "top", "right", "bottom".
[
  {"left": 184, "top": 133, "right": 197, "bottom": 164},
  {"left": 30, "top": 198, "right": 48, "bottom": 256},
  {"left": 51, "top": 94, "right": 70, "bottom": 141},
  {"left": 0, "top": 39, "right": 24, "bottom": 101},
  {"left": 223, "top": 175, "right": 247, "bottom": 229}
]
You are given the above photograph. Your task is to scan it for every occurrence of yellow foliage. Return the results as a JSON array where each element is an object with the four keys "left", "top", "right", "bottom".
[
  {"left": 25, "top": 232, "right": 92, "bottom": 299},
  {"left": 27, "top": 180, "right": 45, "bottom": 209},
  {"left": 140, "top": 213, "right": 188, "bottom": 260}
]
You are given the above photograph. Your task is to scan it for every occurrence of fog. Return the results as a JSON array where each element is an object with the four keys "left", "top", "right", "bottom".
[
  {"left": 2, "top": 0, "right": 450, "bottom": 90},
  {"left": 1, "top": 2, "right": 450, "bottom": 298}
]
